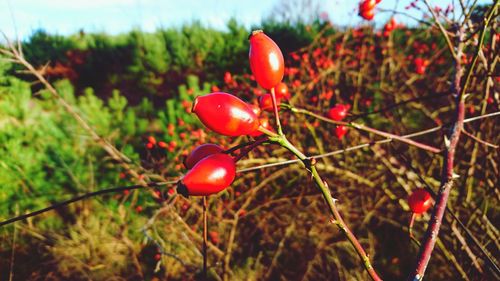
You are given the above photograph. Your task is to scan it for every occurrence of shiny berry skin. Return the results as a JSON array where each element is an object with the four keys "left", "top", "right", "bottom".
[
  {"left": 328, "top": 104, "right": 349, "bottom": 121},
  {"left": 335, "top": 126, "right": 348, "bottom": 139},
  {"left": 414, "top": 58, "right": 427, "bottom": 75},
  {"left": 360, "top": 0, "right": 376, "bottom": 11},
  {"left": 178, "top": 153, "right": 236, "bottom": 197},
  {"left": 408, "top": 189, "right": 433, "bottom": 214},
  {"left": 359, "top": 9, "right": 375, "bottom": 20},
  {"left": 249, "top": 30, "right": 285, "bottom": 90},
  {"left": 184, "top": 143, "right": 224, "bottom": 169},
  {"left": 275, "top": 82, "right": 290, "bottom": 99},
  {"left": 250, "top": 104, "right": 261, "bottom": 116},
  {"left": 192, "top": 92, "right": 259, "bottom": 136}
]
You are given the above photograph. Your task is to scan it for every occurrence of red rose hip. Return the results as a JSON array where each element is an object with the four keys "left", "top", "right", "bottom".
[
  {"left": 408, "top": 189, "right": 433, "bottom": 214},
  {"left": 249, "top": 30, "right": 285, "bottom": 90},
  {"left": 184, "top": 143, "right": 224, "bottom": 169},
  {"left": 328, "top": 104, "right": 349, "bottom": 121},
  {"left": 192, "top": 92, "right": 259, "bottom": 136},
  {"left": 178, "top": 153, "right": 236, "bottom": 197}
]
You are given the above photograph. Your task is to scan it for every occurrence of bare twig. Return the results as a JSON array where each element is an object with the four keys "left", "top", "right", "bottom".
[
  {"left": 236, "top": 111, "right": 500, "bottom": 174},
  {"left": 422, "top": 0, "right": 458, "bottom": 58},
  {"left": 461, "top": 129, "right": 499, "bottom": 148},
  {"left": 0, "top": 182, "right": 173, "bottom": 228},
  {"left": 288, "top": 106, "right": 441, "bottom": 153}
]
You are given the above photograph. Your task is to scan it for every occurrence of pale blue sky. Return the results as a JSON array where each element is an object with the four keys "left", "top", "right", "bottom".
[{"left": 0, "top": 0, "right": 492, "bottom": 39}]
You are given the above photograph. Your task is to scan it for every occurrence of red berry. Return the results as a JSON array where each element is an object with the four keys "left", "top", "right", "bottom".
[
  {"left": 192, "top": 92, "right": 259, "bottom": 136},
  {"left": 359, "top": 8, "right": 375, "bottom": 20},
  {"left": 414, "top": 58, "right": 428, "bottom": 74},
  {"left": 209, "top": 231, "right": 220, "bottom": 244},
  {"left": 328, "top": 104, "right": 349, "bottom": 121},
  {"left": 238, "top": 209, "right": 247, "bottom": 217},
  {"left": 154, "top": 254, "right": 161, "bottom": 261},
  {"left": 224, "top": 71, "right": 233, "bottom": 85},
  {"left": 275, "top": 82, "right": 290, "bottom": 99},
  {"left": 408, "top": 189, "right": 433, "bottom": 214},
  {"left": 147, "top": 136, "right": 156, "bottom": 145},
  {"left": 177, "top": 153, "right": 236, "bottom": 197},
  {"left": 259, "top": 93, "right": 280, "bottom": 112},
  {"left": 249, "top": 30, "right": 285, "bottom": 89},
  {"left": 335, "top": 126, "right": 348, "bottom": 139},
  {"left": 158, "top": 141, "right": 167, "bottom": 148},
  {"left": 146, "top": 142, "right": 154, "bottom": 149},
  {"left": 184, "top": 143, "right": 224, "bottom": 169},
  {"left": 169, "top": 141, "right": 177, "bottom": 148},
  {"left": 360, "top": 0, "right": 377, "bottom": 12}
]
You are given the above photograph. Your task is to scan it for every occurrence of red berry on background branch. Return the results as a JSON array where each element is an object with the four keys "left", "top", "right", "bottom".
[
  {"left": 259, "top": 93, "right": 281, "bottom": 112},
  {"left": 177, "top": 153, "right": 236, "bottom": 197},
  {"left": 383, "top": 17, "right": 397, "bottom": 36},
  {"left": 413, "top": 57, "right": 429, "bottom": 75},
  {"left": 359, "top": 0, "right": 379, "bottom": 20},
  {"left": 192, "top": 92, "right": 259, "bottom": 136},
  {"left": 274, "top": 82, "right": 290, "bottom": 99},
  {"left": 328, "top": 104, "right": 350, "bottom": 121},
  {"left": 184, "top": 143, "right": 224, "bottom": 169},
  {"left": 147, "top": 136, "right": 156, "bottom": 145},
  {"left": 408, "top": 189, "right": 433, "bottom": 214},
  {"left": 335, "top": 125, "right": 348, "bottom": 139},
  {"left": 249, "top": 30, "right": 285, "bottom": 90}
]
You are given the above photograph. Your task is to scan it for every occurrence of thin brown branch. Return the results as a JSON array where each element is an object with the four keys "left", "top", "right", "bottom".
[
  {"left": 289, "top": 106, "right": 441, "bottom": 153},
  {"left": 422, "top": 0, "right": 458, "bottom": 58},
  {"left": 462, "top": 129, "right": 499, "bottom": 148}
]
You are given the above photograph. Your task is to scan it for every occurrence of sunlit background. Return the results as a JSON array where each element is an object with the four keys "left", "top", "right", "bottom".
[{"left": 0, "top": 0, "right": 492, "bottom": 39}]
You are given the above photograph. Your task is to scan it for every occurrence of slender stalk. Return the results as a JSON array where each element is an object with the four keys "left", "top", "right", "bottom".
[
  {"left": 0, "top": 182, "right": 171, "bottom": 228},
  {"left": 289, "top": 106, "right": 441, "bottom": 153},
  {"left": 202, "top": 196, "right": 208, "bottom": 279},
  {"left": 270, "top": 87, "right": 284, "bottom": 136},
  {"left": 422, "top": 0, "right": 457, "bottom": 58},
  {"left": 262, "top": 86, "right": 381, "bottom": 280},
  {"left": 237, "top": 111, "right": 500, "bottom": 174},
  {"left": 408, "top": 213, "right": 421, "bottom": 246},
  {"left": 277, "top": 137, "right": 382, "bottom": 281}
]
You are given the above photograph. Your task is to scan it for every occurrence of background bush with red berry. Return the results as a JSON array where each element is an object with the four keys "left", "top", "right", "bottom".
[{"left": 0, "top": 2, "right": 498, "bottom": 280}]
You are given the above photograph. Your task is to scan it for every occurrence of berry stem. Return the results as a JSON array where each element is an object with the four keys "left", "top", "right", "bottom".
[
  {"left": 202, "top": 196, "right": 208, "bottom": 278},
  {"left": 260, "top": 130, "right": 382, "bottom": 280},
  {"left": 270, "top": 87, "right": 284, "bottom": 136},
  {"left": 408, "top": 213, "right": 421, "bottom": 246}
]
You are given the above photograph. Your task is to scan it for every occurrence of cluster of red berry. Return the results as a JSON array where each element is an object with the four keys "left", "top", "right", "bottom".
[
  {"left": 327, "top": 104, "right": 350, "bottom": 139},
  {"left": 145, "top": 136, "right": 177, "bottom": 152},
  {"left": 359, "top": 0, "right": 382, "bottom": 21},
  {"left": 176, "top": 30, "right": 285, "bottom": 197},
  {"left": 413, "top": 57, "right": 429, "bottom": 75},
  {"left": 382, "top": 17, "right": 397, "bottom": 37}
]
